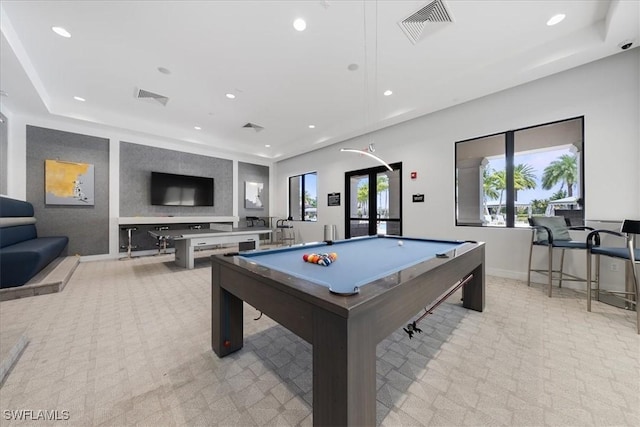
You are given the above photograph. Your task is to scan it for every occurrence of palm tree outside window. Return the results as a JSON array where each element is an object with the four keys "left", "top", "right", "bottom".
[
  {"left": 456, "top": 116, "right": 584, "bottom": 227},
  {"left": 288, "top": 172, "right": 317, "bottom": 222}
]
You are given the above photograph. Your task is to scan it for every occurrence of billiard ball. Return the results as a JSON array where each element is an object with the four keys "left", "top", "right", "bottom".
[{"left": 398, "top": 240, "right": 403, "bottom": 246}]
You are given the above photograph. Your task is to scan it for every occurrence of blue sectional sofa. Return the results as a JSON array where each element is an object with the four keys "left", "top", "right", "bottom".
[{"left": 0, "top": 196, "right": 69, "bottom": 288}]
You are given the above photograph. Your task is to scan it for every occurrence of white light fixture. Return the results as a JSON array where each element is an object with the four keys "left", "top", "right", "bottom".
[
  {"left": 308, "top": 124, "right": 315, "bottom": 129},
  {"left": 73, "top": 96, "right": 85, "bottom": 102},
  {"left": 265, "top": 144, "right": 271, "bottom": 148},
  {"left": 340, "top": 144, "right": 392, "bottom": 172},
  {"left": 547, "top": 14, "right": 565, "bottom": 26},
  {"left": 52, "top": 26, "right": 71, "bottom": 38},
  {"left": 341, "top": 2, "right": 392, "bottom": 172},
  {"left": 157, "top": 67, "right": 171, "bottom": 75},
  {"left": 293, "top": 18, "right": 307, "bottom": 31},
  {"left": 225, "top": 93, "right": 235, "bottom": 99},
  {"left": 383, "top": 90, "right": 393, "bottom": 96},
  {"left": 194, "top": 126, "right": 201, "bottom": 130}
]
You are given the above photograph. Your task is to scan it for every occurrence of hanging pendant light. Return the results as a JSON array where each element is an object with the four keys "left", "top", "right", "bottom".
[{"left": 340, "top": 0, "right": 391, "bottom": 172}]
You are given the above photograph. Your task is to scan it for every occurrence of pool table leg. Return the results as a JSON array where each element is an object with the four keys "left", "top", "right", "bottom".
[
  {"left": 312, "top": 307, "right": 376, "bottom": 426},
  {"left": 211, "top": 263, "right": 244, "bottom": 357},
  {"left": 462, "top": 262, "right": 485, "bottom": 312}
]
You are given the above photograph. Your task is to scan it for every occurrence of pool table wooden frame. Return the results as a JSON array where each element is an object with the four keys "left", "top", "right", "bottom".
[{"left": 211, "top": 238, "right": 485, "bottom": 426}]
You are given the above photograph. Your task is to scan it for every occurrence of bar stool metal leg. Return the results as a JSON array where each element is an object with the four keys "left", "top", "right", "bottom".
[
  {"left": 155, "top": 226, "right": 170, "bottom": 255},
  {"left": 120, "top": 226, "right": 138, "bottom": 259}
]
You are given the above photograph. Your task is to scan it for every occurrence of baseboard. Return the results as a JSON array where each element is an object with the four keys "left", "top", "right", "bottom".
[
  {"left": 486, "top": 267, "right": 612, "bottom": 292},
  {"left": 486, "top": 267, "right": 527, "bottom": 282}
]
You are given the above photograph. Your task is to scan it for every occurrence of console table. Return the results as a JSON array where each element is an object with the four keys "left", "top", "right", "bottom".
[{"left": 149, "top": 228, "right": 272, "bottom": 269}]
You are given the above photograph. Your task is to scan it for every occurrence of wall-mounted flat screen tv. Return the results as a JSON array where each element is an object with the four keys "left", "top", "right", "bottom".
[{"left": 151, "top": 172, "right": 214, "bottom": 206}]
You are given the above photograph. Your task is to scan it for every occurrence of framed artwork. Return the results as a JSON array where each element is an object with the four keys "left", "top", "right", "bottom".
[
  {"left": 244, "top": 181, "right": 264, "bottom": 209},
  {"left": 45, "top": 159, "right": 95, "bottom": 205}
]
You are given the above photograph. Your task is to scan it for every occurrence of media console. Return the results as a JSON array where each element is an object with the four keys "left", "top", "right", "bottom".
[{"left": 118, "top": 216, "right": 239, "bottom": 225}]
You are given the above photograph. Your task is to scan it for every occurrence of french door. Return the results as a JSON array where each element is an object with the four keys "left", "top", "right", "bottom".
[{"left": 345, "top": 163, "right": 402, "bottom": 238}]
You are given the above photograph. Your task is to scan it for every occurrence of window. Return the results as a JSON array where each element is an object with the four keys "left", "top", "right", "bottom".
[
  {"left": 289, "top": 172, "right": 317, "bottom": 221},
  {"left": 456, "top": 117, "right": 584, "bottom": 227}
]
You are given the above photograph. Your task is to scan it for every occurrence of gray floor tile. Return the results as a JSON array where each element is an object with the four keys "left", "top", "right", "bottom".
[{"left": 0, "top": 254, "right": 638, "bottom": 426}]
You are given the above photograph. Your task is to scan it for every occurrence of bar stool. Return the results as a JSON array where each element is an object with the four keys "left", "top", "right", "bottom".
[
  {"left": 120, "top": 226, "right": 138, "bottom": 259},
  {"left": 276, "top": 218, "right": 295, "bottom": 246},
  {"left": 154, "top": 226, "right": 170, "bottom": 255}
]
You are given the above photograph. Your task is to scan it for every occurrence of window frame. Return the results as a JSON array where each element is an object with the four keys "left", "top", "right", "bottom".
[
  {"left": 344, "top": 162, "right": 403, "bottom": 238},
  {"left": 455, "top": 116, "right": 585, "bottom": 228},
  {"left": 288, "top": 171, "right": 318, "bottom": 222}
]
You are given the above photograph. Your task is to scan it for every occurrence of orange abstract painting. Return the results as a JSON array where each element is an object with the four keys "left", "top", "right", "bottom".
[{"left": 45, "top": 160, "right": 95, "bottom": 205}]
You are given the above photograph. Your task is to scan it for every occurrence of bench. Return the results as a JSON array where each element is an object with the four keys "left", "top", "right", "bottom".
[{"left": 0, "top": 196, "right": 68, "bottom": 289}]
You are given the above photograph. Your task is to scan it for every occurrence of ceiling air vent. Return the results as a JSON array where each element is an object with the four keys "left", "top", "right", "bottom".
[
  {"left": 398, "top": 0, "right": 453, "bottom": 44},
  {"left": 243, "top": 122, "right": 264, "bottom": 132},
  {"left": 135, "top": 88, "right": 169, "bottom": 106}
]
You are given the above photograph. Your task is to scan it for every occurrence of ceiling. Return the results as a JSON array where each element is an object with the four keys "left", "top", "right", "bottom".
[{"left": 0, "top": 1, "right": 638, "bottom": 161}]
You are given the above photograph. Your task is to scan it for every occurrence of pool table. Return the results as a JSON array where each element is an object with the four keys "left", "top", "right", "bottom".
[{"left": 211, "top": 235, "right": 485, "bottom": 426}]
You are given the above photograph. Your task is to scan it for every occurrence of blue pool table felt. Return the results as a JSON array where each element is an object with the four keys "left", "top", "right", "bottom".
[{"left": 239, "top": 236, "right": 465, "bottom": 295}]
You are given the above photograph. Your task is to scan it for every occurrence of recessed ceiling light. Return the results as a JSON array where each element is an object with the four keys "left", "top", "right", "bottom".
[
  {"left": 547, "top": 14, "right": 566, "bottom": 26},
  {"left": 157, "top": 67, "right": 171, "bottom": 75},
  {"left": 293, "top": 18, "right": 307, "bottom": 31},
  {"left": 265, "top": 144, "right": 271, "bottom": 148},
  {"left": 73, "top": 96, "right": 85, "bottom": 102},
  {"left": 347, "top": 63, "right": 359, "bottom": 71},
  {"left": 308, "top": 125, "right": 315, "bottom": 129},
  {"left": 225, "top": 93, "right": 236, "bottom": 99},
  {"left": 194, "top": 126, "right": 201, "bottom": 130},
  {"left": 383, "top": 90, "right": 393, "bottom": 96},
  {"left": 52, "top": 26, "right": 71, "bottom": 38}
]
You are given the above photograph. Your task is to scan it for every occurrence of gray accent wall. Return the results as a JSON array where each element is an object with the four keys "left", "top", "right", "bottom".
[
  {"left": 0, "top": 113, "right": 7, "bottom": 195},
  {"left": 26, "top": 125, "right": 110, "bottom": 255},
  {"left": 119, "top": 142, "right": 233, "bottom": 217},
  {"left": 238, "top": 162, "right": 269, "bottom": 221}
]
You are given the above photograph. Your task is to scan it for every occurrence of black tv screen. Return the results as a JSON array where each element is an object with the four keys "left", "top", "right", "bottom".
[{"left": 151, "top": 172, "right": 214, "bottom": 206}]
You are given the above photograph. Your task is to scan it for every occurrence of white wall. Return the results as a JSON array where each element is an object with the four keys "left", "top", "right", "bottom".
[
  {"left": 3, "top": 49, "right": 638, "bottom": 274},
  {"left": 274, "top": 49, "right": 640, "bottom": 283}
]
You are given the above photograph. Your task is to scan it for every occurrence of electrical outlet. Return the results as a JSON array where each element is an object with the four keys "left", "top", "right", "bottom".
[{"left": 610, "top": 262, "right": 619, "bottom": 272}]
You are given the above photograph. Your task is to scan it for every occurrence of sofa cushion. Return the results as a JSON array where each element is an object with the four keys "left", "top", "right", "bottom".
[
  {"left": 0, "top": 237, "right": 69, "bottom": 288},
  {"left": 0, "top": 196, "right": 34, "bottom": 217},
  {"left": 0, "top": 224, "right": 38, "bottom": 248}
]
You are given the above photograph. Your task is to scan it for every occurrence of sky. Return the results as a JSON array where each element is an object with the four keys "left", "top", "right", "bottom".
[
  {"left": 306, "top": 173, "right": 317, "bottom": 199},
  {"left": 486, "top": 147, "right": 577, "bottom": 204}
]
